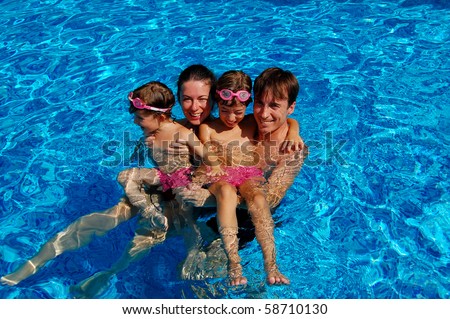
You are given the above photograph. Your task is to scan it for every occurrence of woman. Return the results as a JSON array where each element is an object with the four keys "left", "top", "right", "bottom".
[{"left": 1, "top": 65, "right": 218, "bottom": 291}]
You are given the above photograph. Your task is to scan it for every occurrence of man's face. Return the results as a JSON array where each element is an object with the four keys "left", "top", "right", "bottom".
[{"left": 253, "top": 90, "right": 295, "bottom": 135}]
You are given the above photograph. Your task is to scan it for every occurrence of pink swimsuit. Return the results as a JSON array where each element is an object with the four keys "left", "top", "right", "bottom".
[
  {"left": 157, "top": 167, "right": 194, "bottom": 192},
  {"left": 207, "top": 166, "right": 263, "bottom": 187},
  {"left": 157, "top": 165, "right": 263, "bottom": 191}
]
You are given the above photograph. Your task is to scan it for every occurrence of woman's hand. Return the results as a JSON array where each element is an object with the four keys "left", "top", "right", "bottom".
[
  {"left": 144, "top": 135, "right": 155, "bottom": 147},
  {"left": 207, "top": 165, "right": 225, "bottom": 177},
  {"left": 167, "top": 140, "right": 191, "bottom": 155}
]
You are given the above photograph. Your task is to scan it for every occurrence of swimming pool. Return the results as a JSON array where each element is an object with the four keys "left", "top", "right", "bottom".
[{"left": 0, "top": 0, "right": 448, "bottom": 299}]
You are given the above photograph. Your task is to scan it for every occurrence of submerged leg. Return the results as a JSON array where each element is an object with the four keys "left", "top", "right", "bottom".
[
  {"left": 219, "top": 226, "right": 247, "bottom": 285},
  {"left": 240, "top": 180, "right": 289, "bottom": 285},
  {"left": 71, "top": 194, "right": 169, "bottom": 298},
  {"left": 1, "top": 197, "right": 137, "bottom": 286},
  {"left": 117, "top": 168, "right": 167, "bottom": 230},
  {"left": 70, "top": 228, "right": 166, "bottom": 298},
  {"left": 209, "top": 181, "right": 247, "bottom": 286}
]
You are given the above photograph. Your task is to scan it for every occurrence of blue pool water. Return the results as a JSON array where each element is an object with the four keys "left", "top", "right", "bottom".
[{"left": 0, "top": 0, "right": 449, "bottom": 299}]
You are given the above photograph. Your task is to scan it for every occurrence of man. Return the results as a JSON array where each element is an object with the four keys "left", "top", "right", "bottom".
[{"left": 178, "top": 67, "right": 308, "bottom": 282}]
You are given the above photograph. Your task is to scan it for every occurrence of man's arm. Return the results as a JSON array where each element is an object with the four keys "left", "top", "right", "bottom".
[
  {"left": 178, "top": 146, "right": 308, "bottom": 210},
  {"left": 265, "top": 146, "right": 308, "bottom": 209}
]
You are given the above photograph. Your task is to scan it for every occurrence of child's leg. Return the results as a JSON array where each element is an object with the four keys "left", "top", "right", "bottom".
[
  {"left": 208, "top": 181, "right": 247, "bottom": 286},
  {"left": 117, "top": 168, "right": 167, "bottom": 230},
  {"left": 71, "top": 194, "right": 171, "bottom": 298},
  {"left": 239, "top": 179, "right": 290, "bottom": 285},
  {"left": 1, "top": 197, "right": 137, "bottom": 286},
  {"left": 71, "top": 227, "right": 167, "bottom": 298},
  {"left": 117, "top": 168, "right": 160, "bottom": 210}
]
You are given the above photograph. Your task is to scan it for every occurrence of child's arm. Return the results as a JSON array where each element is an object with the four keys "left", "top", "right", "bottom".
[
  {"left": 199, "top": 124, "right": 223, "bottom": 174},
  {"left": 175, "top": 124, "right": 207, "bottom": 160},
  {"left": 198, "top": 123, "right": 211, "bottom": 144},
  {"left": 281, "top": 118, "right": 304, "bottom": 152}
]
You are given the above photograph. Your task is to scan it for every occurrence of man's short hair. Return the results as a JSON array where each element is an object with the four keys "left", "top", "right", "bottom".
[{"left": 253, "top": 67, "right": 299, "bottom": 106}]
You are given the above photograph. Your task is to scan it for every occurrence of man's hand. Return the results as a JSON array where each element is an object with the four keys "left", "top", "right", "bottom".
[
  {"left": 279, "top": 136, "right": 304, "bottom": 153},
  {"left": 175, "top": 187, "right": 216, "bottom": 208}
]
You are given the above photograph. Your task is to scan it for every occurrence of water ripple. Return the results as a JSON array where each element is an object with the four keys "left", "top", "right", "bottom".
[{"left": 0, "top": 0, "right": 449, "bottom": 299}]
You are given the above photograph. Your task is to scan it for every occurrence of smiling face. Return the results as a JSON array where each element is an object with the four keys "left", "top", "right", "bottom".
[
  {"left": 253, "top": 89, "right": 295, "bottom": 136},
  {"left": 218, "top": 100, "right": 246, "bottom": 128},
  {"left": 133, "top": 109, "right": 161, "bottom": 137},
  {"left": 180, "top": 80, "right": 212, "bottom": 126}
]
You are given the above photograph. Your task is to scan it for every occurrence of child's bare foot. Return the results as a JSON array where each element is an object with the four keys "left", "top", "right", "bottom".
[
  {"left": 1, "top": 276, "right": 18, "bottom": 286},
  {"left": 230, "top": 275, "right": 248, "bottom": 286},
  {"left": 228, "top": 263, "right": 247, "bottom": 286},
  {"left": 1, "top": 260, "right": 37, "bottom": 286},
  {"left": 266, "top": 265, "right": 290, "bottom": 285}
]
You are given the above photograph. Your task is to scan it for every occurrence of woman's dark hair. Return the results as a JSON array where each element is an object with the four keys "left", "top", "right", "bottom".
[{"left": 176, "top": 64, "right": 216, "bottom": 103}]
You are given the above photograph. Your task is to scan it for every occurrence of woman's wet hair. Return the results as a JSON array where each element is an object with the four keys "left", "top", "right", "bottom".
[
  {"left": 176, "top": 64, "right": 216, "bottom": 103},
  {"left": 216, "top": 70, "right": 252, "bottom": 107},
  {"left": 129, "top": 81, "right": 175, "bottom": 115},
  {"left": 253, "top": 67, "right": 299, "bottom": 106}
]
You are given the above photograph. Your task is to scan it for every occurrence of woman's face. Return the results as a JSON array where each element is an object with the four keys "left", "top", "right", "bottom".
[{"left": 180, "top": 80, "right": 212, "bottom": 126}]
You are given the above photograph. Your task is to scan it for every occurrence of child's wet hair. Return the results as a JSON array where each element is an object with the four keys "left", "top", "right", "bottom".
[
  {"left": 216, "top": 70, "right": 252, "bottom": 106},
  {"left": 129, "top": 81, "right": 175, "bottom": 115},
  {"left": 253, "top": 67, "right": 299, "bottom": 106}
]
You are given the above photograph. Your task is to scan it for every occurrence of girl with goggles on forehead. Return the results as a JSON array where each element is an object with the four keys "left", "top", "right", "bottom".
[
  {"left": 183, "top": 70, "right": 301, "bottom": 286},
  {"left": 216, "top": 88, "right": 252, "bottom": 104}
]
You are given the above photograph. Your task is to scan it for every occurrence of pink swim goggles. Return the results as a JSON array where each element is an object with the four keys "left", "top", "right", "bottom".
[
  {"left": 216, "top": 89, "right": 251, "bottom": 102},
  {"left": 128, "top": 92, "right": 172, "bottom": 113}
]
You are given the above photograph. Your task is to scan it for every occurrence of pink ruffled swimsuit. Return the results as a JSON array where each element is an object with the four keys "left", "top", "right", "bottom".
[
  {"left": 157, "top": 167, "right": 194, "bottom": 192},
  {"left": 208, "top": 166, "right": 263, "bottom": 187},
  {"left": 157, "top": 165, "right": 263, "bottom": 191}
]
